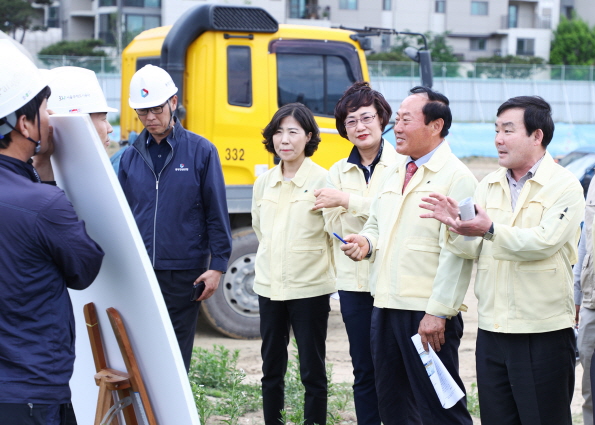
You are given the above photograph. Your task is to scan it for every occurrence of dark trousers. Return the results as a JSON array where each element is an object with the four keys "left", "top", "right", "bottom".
[
  {"left": 155, "top": 268, "right": 205, "bottom": 372},
  {"left": 339, "top": 290, "right": 381, "bottom": 425},
  {"left": 258, "top": 295, "right": 330, "bottom": 425},
  {"left": 371, "top": 308, "right": 472, "bottom": 425},
  {"left": 476, "top": 328, "right": 575, "bottom": 425},
  {"left": 0, "top": 402, "right": 77, "bottom": 425}
]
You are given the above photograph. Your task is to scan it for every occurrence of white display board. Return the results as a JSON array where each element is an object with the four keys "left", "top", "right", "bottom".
[{"left": 49, "top": 114, "right": 199, "bottom": 425}]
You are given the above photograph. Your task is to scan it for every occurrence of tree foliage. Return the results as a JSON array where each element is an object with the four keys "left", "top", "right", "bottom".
[
  {"left": 38, "top": 39, "right": 107, "bottom": 56},
  {"left": 0, "top": 0, "right": 50, "bottom": 42},
  {"left": 473, "top": 55, "right": 546, "bottom": 79},
  {"left": 367, "top": 32, "right": 459, "bottom": 63},
  {"left": 550, "top": 15, "right": 595, "bottom": 65}
]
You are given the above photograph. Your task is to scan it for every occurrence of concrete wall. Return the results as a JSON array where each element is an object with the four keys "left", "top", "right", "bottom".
[{"left": 575, "top": 0, "right": 595, "bottom": 25}]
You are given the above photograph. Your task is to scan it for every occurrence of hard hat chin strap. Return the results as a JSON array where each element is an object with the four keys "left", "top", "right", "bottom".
[
  {"left": 0, "top": 111, "right": 41, "bottom": 154},
  {"left": 153, "top": 99, "right": 175, "bottom": 137}
]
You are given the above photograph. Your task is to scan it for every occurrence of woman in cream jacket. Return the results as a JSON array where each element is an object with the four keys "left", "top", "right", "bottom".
[{"left": 252, "top": 103, "right": 334, "bottom": 425}]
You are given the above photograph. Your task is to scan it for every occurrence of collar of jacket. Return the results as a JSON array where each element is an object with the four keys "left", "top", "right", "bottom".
[
  {"left": 412, "top": 140, "right": 452, "bottom": 174},
  {"left": 132, "top": 118, "right": 182, "bottom": 170},
  {"left": 0, "top": 153, "right": 40, "bottom": 182},
  {"left": 486, "top": 151, "right": 553, "bottom": 186},
  {"left": 133, "top": 117, "right": 182, "bottom": 152},
  {"left": 341, "top": 139, "right": 395, "bottom": 173},
  {"left": 269, "top": 157, "right": 314, "bottom": 188}
]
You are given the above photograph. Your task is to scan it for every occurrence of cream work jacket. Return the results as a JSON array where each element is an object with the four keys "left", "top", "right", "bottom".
[
  {"left": 252, "top": 157, "right": 335, "bottom": 301},
  {"left": 361, "top": 142, "right": 478, "bottom": 317},
  {"left": 324, "top": 141, "right": 403, "bottom": 292},
  {"left": 449, "top": 153, "right": 584, "bottom": 333}
]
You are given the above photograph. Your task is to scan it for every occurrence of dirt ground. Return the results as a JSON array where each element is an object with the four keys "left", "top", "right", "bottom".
[{"left": 193, "top": 156, "right": 584, "bottom": 424}]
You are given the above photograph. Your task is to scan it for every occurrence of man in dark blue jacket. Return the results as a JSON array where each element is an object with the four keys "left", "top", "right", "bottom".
[
  {"left": 0, "top": 41, "right": 104, "bottom": 425},
  {"left": 119, "top": 65, "right": 232, "bottom": 371}
]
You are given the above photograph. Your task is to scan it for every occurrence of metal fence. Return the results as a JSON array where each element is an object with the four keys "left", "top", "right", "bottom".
[{"left": 368, "top": 61, "right": 595, "bottom": 82}]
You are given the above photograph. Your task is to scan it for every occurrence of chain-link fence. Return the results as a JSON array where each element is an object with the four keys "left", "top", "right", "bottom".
[{"left": 368, "top": 61, "right": 595, "bottom": 81}]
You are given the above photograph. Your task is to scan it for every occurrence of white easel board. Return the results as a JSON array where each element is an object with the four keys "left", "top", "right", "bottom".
[{"left": 49, "top": 114, "right": 199, "bottom": 425}]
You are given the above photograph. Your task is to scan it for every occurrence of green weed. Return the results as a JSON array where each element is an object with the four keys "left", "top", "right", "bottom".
[
  {"left": 466, "top": 382, "right": 480, "bottom": 417},
  {"left": 189, "top": 341, "right": 356, "bottom": 425}
]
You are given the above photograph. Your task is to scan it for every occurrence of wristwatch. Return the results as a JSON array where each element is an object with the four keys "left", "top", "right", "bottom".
[{"left": 482, "top": 222, "right": 495, "bottom": 241}]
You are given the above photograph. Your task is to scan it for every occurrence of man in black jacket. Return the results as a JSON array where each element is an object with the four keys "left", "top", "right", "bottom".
[
  {"left": 119, "top": 65, "right": 232, "bottom": 371},
  {"left": 0, "top": 41, "right": 104, "bottom": 425}
]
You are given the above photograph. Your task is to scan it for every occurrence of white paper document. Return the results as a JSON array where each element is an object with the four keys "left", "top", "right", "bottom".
[
  {"left": 411, "top": 333, "right": 465, "bottom": 409},
  {"left": 458, "top": 197, "right": 477, "bottom": 241}
]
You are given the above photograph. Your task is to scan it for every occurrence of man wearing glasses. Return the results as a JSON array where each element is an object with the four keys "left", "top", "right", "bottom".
[{"left": 118, "top": 65, "right": 232, "bottom": 372}]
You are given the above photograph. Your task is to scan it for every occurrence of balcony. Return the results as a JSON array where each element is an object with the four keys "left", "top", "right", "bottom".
[{"left": 501, "top": 14, "right": 551, "bottom": 29}]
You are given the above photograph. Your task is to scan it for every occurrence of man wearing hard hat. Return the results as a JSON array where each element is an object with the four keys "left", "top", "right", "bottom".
[
  {"left": 46, "top": 66, "right": 117, "bottom": 151},
  {"left": 118, "top": 65, "right": 231, "bottom": 371},
  {"left": 0, "top": 41, "right": 104, "bottom": 424}
]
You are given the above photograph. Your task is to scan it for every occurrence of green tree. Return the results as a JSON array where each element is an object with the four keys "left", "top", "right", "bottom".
[
  {"left": 367, "top": 31, "right": 459, "bottom": 62},
  {"left": 38, "top": 39, "right": 106, "bottom": 56},
  {"left": 367, "top": 32, "right": 459, "bottom": 77},
  {"left": 550, "top": 15, "right": 595, "bottom": 65},
  {"left": 474, "top": 55, "right": 546, "bottom": 79},
  {"left": 0, "top": 0, "right": 51, "bottom": 43},
  {"left": 38, "top": 40, "right": 117, "bottom": 73}
]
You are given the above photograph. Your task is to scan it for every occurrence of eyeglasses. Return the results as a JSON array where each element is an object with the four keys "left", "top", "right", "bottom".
[
  {"left": 344, "top": 113, "right": 377, "bottom": 128},
  {"left": 135, "top": 101, "right": 168, "bottom": 116}
]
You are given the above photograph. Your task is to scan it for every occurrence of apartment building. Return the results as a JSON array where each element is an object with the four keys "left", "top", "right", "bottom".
[{"left": 44, "top": 0, "right": 595, "bottom": 62}]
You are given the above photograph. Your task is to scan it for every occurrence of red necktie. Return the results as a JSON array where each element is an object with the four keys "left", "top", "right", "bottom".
[{"left": 402, "top": 161, "right": 418, "bottom": 194}]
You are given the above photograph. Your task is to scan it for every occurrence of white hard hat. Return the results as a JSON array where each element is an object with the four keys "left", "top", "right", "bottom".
[
  {"left": 129, "top": 64, "right": 178, "bottom": 109},
  {"left": 0, "top": 40, "right": 47, "bottom": 120},
  {"left": 46, "top": 66, "right": 118, "bottom": 114}
]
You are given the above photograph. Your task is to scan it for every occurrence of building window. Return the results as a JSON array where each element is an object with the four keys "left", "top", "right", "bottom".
[
  {"left": 124, "top": 14, "right": 160, "bottom": 45},
  {"left": 289, "top": 0, "right": 320, "bottom": 19},
  {"left": 99, "top": 14, "right": 116, "bottom": 45},
  {"left": 124, "top": 0, "right": 160, "bottom": 7},
  {"left": 508, "top": 5, "right": 518, "bottom": 28},
  {"left": 227, "top": 46, "right": 252, "bottom": 107},
  {"left": 516, "top": 38, "right": 535, "bottom": 56},
  {"left": 99, "top": 0, "right": 116, "bottom": 6},
  {"left": 470, "top": 38, "right": 487, "bottom": 51},
  {"left": 471, "top": 1, "right": 488, "bottom": 16},
  {"left": 435, "top": 1, "right": 445, "bottom": 13},
  {"left": 47, "top": 6, "right": 60, "bottom": 28},
  {"left": 339, "top": 0, "right": 357, "bottom": 10},
  {"left": 383, "top": 0, "right": 391, "bottom": 11}
]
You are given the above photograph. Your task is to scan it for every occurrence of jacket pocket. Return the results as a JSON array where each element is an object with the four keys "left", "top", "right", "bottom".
[
  {"left": 513, "top": 256, "right": 567, "bottom": 320},
  {"left": 287, "top": 238, "right": 332, "bottom": 286},
  {"left": 398, "top": 238, "right": 440, "bottom": 298},
  {"left": 520, "top": 201, "right": 545, "bottom": 228}
]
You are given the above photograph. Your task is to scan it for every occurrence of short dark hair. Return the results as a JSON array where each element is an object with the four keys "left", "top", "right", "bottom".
[
  {"left": 0, "top": 86, "right": 51, "bottom": 149},
  {"left": 334, "top": 81, "right": 392, "bottom": 139},
  {"left": 408, "top": 86, "right": 452, "bottom": 138},
  {"left": 497, "top": 96, "right": 554, "bottom": 148},
  {"left": 262, "top": 103, "right": 321, "bottom": 157}
]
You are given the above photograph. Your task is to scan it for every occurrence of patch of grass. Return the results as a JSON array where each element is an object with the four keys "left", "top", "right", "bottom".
[
  {"left": 189, "top": 341, "right": 356, "bottom": 424},
  {"left": 189, "top": 345, "right": 262, "bottom": 425},
  {"left": 466, "top": 382, "right": 481, "bottom": 417}
]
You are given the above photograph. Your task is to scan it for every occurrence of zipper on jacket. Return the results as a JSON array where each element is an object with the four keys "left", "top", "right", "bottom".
[
  {"left": 133, "top": 141, "right": 175, "bottom": 266},
  {"left": 28, "top": 403, "right": 33, "bottom": 416}
]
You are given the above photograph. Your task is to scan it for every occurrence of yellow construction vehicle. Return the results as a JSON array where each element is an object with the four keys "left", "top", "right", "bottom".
[{"left": 121, "top": 4, "right": 429, "bottom": 338}]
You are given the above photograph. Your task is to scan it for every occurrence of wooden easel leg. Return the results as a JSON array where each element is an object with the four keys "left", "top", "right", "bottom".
[{"left": 95, "top": 377, "right": 112, "bottom": 425}]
